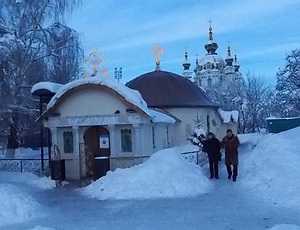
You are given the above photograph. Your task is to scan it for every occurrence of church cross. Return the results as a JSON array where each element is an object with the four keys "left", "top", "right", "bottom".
[{"left": 152, "top": 43, "right": 164, "bottom": 70}]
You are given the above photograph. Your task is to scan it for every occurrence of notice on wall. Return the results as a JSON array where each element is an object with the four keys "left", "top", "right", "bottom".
[{"left": 99, "top": 135, "right": 110, "bottom": 149}]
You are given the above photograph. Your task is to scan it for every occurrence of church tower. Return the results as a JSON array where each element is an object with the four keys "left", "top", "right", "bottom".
[
  {"left": 182, "top": 51, "right": 193, "bottom": 79},
  {"left": 204, "top": 22, "right": 219, "bottom": 55}
]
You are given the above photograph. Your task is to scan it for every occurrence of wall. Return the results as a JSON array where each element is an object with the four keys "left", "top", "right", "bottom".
[
  {"left": 55, "top": 85, "right": 129, "bottom": 117},
  {"left": 165, "top": 107, "right": 233, "bottom": 144}
]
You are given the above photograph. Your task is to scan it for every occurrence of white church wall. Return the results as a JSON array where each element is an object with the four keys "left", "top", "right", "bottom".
[
  {"left": 56, "top": 86, "right": 130, "bottom": 117},
  {"left": 165, "top": 107, "right": 224, "bottom": 144}
]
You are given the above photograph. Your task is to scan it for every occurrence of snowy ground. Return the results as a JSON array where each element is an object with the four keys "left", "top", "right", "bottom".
[{"left": 1, "top": 128, "right": 300, "bottom": 230}]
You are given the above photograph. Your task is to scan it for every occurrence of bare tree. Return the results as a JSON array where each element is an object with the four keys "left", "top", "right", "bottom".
[
  {"left": 0, "top": 0, "right": 82, "bottom": 147},
  {"left": 242, "top": 74, "right": 270, "bottom": 132}
]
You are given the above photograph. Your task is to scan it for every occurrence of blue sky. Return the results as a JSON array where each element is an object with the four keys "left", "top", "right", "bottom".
[{"left": 68, "top": 0, "right": 300, "bottom": 84}]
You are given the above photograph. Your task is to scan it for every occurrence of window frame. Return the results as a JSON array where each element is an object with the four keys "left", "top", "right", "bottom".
[
  {"left": 120, "top": 128, "right": 133, "bottom": 153},
  {"left": 63, "top": 130, "right": 74, "bottom": 154}
]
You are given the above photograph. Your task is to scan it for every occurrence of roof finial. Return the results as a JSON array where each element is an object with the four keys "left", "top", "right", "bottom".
[
  {"left": 227, "top": 46, "right": 232, "bottom": 57},
  {"left": 184, "top": 50, "right": 188, "bottom": 62},
  {"left": 183, "top": 50, "right": 191, "bottom": 71},
  {"left": 204, "top": 20, "right": 218, "bottom": 54},
  {"left": 234, "top": 54, "right": 240, "bottom": 72},
  {"left": 152, "top": 43, "right": 164, "bottom": 71},
  {"left": 208, "top": 19, "right": 213, "bottom": 41}
]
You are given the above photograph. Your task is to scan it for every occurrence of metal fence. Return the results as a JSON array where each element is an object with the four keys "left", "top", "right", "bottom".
[
  {"left": 0, "top": 158, "right": 49, "bottom": 174},
  {"left": 181, "top": 150, "right": 207, "bottom": 166},
  {"left": 0, "top": 150, "right": 207, "bottom": 175}
]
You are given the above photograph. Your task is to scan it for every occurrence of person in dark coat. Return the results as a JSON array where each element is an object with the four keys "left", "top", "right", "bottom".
[
  {"left": 200, "top": 132, "right": 221, "bottom": 179},
  {"left": 222, "top": 129, "right": 240, "bottom": 182}
]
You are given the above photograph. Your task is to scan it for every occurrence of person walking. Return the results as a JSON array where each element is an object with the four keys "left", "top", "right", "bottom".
[
  {"left": 200, "top": 132, "right": 221, "bottom": 179},
  {"left": 222, "top": 129, "right": 240, "bottom": 182}
]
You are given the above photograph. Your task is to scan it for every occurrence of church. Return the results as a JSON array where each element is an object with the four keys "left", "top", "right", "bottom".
[
  {"left": 182, "top": 24, "right": 244, "bottom": 107},
  {"left": 31, "top": 34, "right": 239, "bottom": 182}
]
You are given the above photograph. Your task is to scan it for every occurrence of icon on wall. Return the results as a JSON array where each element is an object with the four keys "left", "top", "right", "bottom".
[{"left": 99, "top": 135, "right": 110, "bottom": 149}]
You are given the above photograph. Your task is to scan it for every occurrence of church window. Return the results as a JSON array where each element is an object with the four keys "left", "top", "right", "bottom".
[
  {"left": 121, "top": 128, "right": 132, "bottom": 152},
  {"left": 63, "top": 131, "right": 73, "bottom": 154}
]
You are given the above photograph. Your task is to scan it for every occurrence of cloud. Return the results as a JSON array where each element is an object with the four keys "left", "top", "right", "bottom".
[{"left": 74, "top": 0, "right": 300, "bottom": 52}]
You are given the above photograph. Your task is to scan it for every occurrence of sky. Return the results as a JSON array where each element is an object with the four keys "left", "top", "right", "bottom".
[{"left": 67, "top": 0, "right": 300, "bottom": 85}]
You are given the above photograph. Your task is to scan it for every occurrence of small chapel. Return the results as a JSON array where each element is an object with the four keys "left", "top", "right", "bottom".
[{"left": 32, "top": 43, "right": 238, "bottom": 182}]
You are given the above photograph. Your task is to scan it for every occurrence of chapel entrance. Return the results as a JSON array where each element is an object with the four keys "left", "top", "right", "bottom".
[{"left": 84, "top": 126, "right": 110, "bottom": 180}]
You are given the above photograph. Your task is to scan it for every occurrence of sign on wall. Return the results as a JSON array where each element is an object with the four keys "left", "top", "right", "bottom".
[{"left": 99, "top": 135, "right": 110, "bottom": 149}]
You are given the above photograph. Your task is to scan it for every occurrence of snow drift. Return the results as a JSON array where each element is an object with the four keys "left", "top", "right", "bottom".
[
  {"left": 0, "top": 184, "right": 41, "bottom": 227},
  {"left": 241, "top": 127, "right": 300, "bottom": 209},
  {"left": 82, "top": 147, "right": 211, "bottom": 200},
  {"left": 0, "top": 172, "right": 55, "bottom": 190}
]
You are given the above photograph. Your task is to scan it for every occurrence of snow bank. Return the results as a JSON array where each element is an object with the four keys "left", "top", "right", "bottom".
[
  {"left": 241, "top": 127, "right": 300, "bottom": 209},
  {"left": 0, "top": 172, "right": 55, "bottom": 190},
  {"left": 0, "top": 184, "right": 41, "bottom": 227},
  {"left": 269, "top": 224, "right": 300, "bottom": 230},
  {"left": 82, "top": 147, "right": 211, "bottom": 200}
]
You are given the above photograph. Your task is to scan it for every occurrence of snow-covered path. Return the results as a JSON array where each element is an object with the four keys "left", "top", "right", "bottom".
[
  {"left": 2, "top": 167, "right": 300, "bottom": 230},
  {"left": 2, "top": 131, "right": 300, "bottom": 230}
]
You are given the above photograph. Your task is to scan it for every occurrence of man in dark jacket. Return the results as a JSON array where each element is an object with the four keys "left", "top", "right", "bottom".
[
  {"left": 222, "top": 129, "right": 240, "bottom": 182},
  {"left": 201, "top": 132, "right": 221, "bottom": 179}
]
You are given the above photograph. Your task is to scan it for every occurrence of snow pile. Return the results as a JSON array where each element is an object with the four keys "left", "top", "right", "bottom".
[
  {"left": 218, "top": 108, "right": 239, "bottom": 123},
  {"left": 241, "top": 127, "right": 300, "bottom": 209},
  {"left": 269, "top": 224, "right": 300, "bottom": 230},
  {"left": 0, "top": 172, "right": 55, "bottom": 190},
  {"left": 0, "top": 184, "right": 41, "bottom": 227},
  {"left": 82, "top": 147, "right": 211, "bottom": 200}
]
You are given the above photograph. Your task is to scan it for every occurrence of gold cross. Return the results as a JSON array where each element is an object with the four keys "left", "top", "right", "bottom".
[{"left": 152, "top": 43, "right": 164, "bottom": 65}]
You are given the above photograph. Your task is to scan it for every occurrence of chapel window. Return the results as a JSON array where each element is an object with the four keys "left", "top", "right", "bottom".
[
  {"left": 121, "top": 128, "right": 132, "bottom": 152},
  {"left": 63, "top": 131, "right": 73, "bottom": 154}
]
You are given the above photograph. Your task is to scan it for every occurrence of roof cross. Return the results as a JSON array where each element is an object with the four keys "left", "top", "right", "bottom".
[{"left": 152, "top": 43, "right": 164, "bottom": 71}]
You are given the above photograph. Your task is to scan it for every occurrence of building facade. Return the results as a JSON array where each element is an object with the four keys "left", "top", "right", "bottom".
[
  {"left": 182, "top": 25, "right": 243, "bottom": 99},
  {"left": 32, "top": 67, "right": 238, "bottom": 182}
]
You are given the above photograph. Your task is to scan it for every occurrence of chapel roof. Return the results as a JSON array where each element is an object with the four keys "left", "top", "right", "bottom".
[{"left": 126, "top": 70, "right": 217, "bottom": 108}]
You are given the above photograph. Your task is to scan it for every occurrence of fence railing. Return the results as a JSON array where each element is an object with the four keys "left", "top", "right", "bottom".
[
  {"left": 180, "top": 150, "right": 207, "bottom": 166},
  {"left": 0, "top": 158, "right": 49, "bottom": 173},
  {"left": 0, "top": 150, "right": 207, "bottom": 174}
]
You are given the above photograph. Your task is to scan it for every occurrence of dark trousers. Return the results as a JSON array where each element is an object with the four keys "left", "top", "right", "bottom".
[
  {"left": 209, "top": 160, "right": 219, "bottom": 178},
  {"left": 226, "top": 164, "right": 238, "bottom": 180}
]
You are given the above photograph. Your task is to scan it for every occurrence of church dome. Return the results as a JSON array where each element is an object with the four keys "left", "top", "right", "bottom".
[
  {"left": 198, "top": 54, "right": 225, "bottom": 69},
  {"left": 126, "top": 70, "right": 216, "bottom": 108}
]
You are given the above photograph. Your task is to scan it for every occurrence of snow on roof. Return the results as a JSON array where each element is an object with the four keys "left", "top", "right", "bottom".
[
  {"left": 218, "top": 108, "right": 239, "bottom": 123},
  {"left": 47, "top": 77, "right": 152, "bottom": 116},
  {"left": 31, "top": 82, "right": 63, "bottom": 95},
  {"left": 149, "top": 109, "right": 176, "bottom": 124},
  {"left": 198, "top": 54, "right": 225, "bottom": 66}
]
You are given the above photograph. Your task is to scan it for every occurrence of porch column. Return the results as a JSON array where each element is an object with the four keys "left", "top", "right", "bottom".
[
  {"left": 72, "top": 126, "right": 81, "bottom": 179},
  {"left": 107, "top": 125, "right": 117, "bottom": 156},
  {"left": 133, "top": 124, "right": 142, "bottom": 155},
  {"left": 50, "top": 127, "right": 59, "bottom": 157}
]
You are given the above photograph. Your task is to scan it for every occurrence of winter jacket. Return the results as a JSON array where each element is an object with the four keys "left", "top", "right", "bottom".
[
  {"left": 201, "top": 137, "right": 221, "bottom": 162},
  {"left": 222, "top": 135, "right": 240, "bottom": 165}
]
